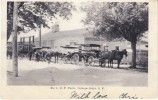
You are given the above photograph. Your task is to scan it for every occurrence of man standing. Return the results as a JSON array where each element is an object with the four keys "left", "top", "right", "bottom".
[{"left": 28, "top": 48, "right": 33, "bottom": 61}]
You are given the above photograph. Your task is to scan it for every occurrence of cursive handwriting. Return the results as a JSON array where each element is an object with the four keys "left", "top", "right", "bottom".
[
  {"left": 70, "top": 91, "right": 91, "bottom": 99},
  {"left": 93, "top": 92, "right": 108, "bottom": 99},
  {"left": 119, "top": 93, "right": 143, "bottom": 99},
  {"left": 70, "top": 91, "right": 107, "bottom": 99},
  {"left": 70, "top": 91, "right": 143, "bottom": 99}
]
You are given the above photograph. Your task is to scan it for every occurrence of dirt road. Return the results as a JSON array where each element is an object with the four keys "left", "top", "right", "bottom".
[{"left": 7, "top": 59, "right": 147, "bottom": 86}]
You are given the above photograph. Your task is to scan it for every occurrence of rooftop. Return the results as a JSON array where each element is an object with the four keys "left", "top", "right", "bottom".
[{"left": 35, "top": 28, "right": 93, "bottom": 41}]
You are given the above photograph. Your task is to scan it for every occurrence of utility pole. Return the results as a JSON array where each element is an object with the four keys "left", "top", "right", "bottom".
[{"left": 12, "top": 2, "right": 18, "bottom": 77}]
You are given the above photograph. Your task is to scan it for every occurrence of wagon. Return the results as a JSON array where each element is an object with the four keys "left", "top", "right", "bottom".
[
  {"left": 60, "top": 44, "right": 102, "bottom": 65},
  {"left": 18, "top": 44, "right": 35, "bottom": 59},
  {"left": 70, "top": 44, "right": 102, "bottom": 66},
  {"left": 60, "top": 45, "right": 79, "bottom": 64}
]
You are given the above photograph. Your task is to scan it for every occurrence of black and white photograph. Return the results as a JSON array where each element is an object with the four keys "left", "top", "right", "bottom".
[{"left": 1, "top": 0, "right": 158, "bottom": 99}]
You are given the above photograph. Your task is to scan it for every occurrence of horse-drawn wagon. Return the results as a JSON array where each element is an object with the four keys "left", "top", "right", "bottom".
[
  {"left": 61, "top": 43, "right": 128, "bottom": 68},
  {"left": 77, "top": 44, "right": 102, "bottom": 66},
  {"left": 61, "top": 44, "right": 102, "bottom": 65},
  {"left": 60, "top": 45, "right": 79, "bottom": 64},
  {"left": 7, "top": 42, "right": 35, "bottom": 59}
]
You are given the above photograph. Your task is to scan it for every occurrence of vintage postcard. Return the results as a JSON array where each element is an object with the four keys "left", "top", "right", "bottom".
[{"left": 0, "top": 0, "right": 158, "bottom": 99}]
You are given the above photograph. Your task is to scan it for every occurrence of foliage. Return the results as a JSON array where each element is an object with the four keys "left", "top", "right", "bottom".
[
  {"left": 7, "top": 2, "right": 75, "bottom": 40},
  {"left": 81, "top": 2, "right": 148, "bottom": 42},
  {"left": 81, "top": 2, "right": 148, "bottom": 68}
]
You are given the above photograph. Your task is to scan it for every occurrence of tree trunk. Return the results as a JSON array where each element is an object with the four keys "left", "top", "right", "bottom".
[
  {"left": 38, "top": 16, "right": 42, "bottom": 47},
  {"left": 39, "top": 23, "right": 41, "bottom": 47},
  {"left": 131, "top": 41, "right": 137, "bottom": 68},
  {"left": 12, "top": 2, "right": 18, "bottom": 77}
]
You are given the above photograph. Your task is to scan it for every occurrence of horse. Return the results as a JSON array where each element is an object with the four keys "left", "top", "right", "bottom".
[
  {"left": 34, "top": 48, "right": 53, "bottom": 62},
  {"left": 99, "top": 51, "right": 111, "bottom": 67},
  {"left": 44, "top": 49, "right": 60, "bottom": 63},
  {"left": 108, "top": 49, "right": 127, "bottom": 68},
  {"left": 18, "top": 47, "right": 30, "bottom": 59}
]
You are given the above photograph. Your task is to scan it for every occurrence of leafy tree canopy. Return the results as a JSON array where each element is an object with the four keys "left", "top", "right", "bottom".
[
  {"left": 7, "top": 2, "right": 75, "bottom": 40},
  {"left": 81, "top": 2, "right": 148, "bottom": 42},
  {"left": 81, "top": 2, "right": 148, "bottom": 68}
]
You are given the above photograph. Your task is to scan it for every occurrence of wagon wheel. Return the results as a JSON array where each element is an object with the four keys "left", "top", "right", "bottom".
[
  {"left": 81, "top": 56, "right": 86, "bottom": 66},
  {"left": 72, "top": 54, "right": 79, "bottom": 65},
  {"left": 88, "top": 56, "right": 95, "bottom": 66},
  {"left": 63, "top": 56, "right": 68, "bottom": 64}
]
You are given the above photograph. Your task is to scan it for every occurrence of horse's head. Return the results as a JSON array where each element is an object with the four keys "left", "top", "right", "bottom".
[{"left": 122, "top": 49, "right": 127, "bottom": 57}]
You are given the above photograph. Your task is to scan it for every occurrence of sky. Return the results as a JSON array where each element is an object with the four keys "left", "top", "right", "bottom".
[{"left": 15, "top": 2, "right": 88, "bottom": 42}]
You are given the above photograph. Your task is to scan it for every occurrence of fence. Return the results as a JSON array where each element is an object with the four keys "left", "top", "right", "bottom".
[{"left": 121, "top": 50, "right": 148, "bottom": 68}]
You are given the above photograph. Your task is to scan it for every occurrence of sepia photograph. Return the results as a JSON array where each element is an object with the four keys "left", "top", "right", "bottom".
[
  {"left": 1, "top": 0, "right": 158, "bottom": 99},
  {"left": 6, "top": 1, "right": 149, "bottom": 86}
]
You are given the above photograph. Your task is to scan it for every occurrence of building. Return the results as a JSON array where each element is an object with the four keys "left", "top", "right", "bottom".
[
  {"left": 7, "top": 23, "right": 148, "bottom": 54},
  {"left": 34, "top": 24, "right": 130, "bottom": 53},
  {"left": 7, "top": 24, "right": 148, "bottom": 66}
]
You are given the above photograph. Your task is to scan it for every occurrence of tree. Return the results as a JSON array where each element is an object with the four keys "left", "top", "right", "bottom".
[
  {"left": 81, "top": 2, "right": 148, "bottom": 68},
  {"left": 12, "top": 2, "right": 18, "bottom": 77},
  {"left": 7, "top": 2, "right": 75, "bottom": 40},
  {"left": 8, "top": 2, "right": 75, "bottom": 77}
]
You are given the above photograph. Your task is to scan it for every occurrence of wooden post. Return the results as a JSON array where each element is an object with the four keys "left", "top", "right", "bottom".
[{"left": 12, "top": 2, "right": 18, "bottom": 77}]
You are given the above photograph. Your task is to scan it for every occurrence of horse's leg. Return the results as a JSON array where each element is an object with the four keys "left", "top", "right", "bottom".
[
  {"left": 57, "top": 55, "right": 59, "bottom": 63},
  {"left": 101, "top": 59, "right": 104, "bottom": 67},
  {"left": 99, "top": 61, "right": 102, "bottom": 67},
  {"left": 55, "top": 55, "right": 57, "bottom": 63},
  {"left": 29, "top": 54, "right": 31, "bottom": 61},
  {"left": 99, "top": 59, "right": 101, "bottom": 67},
  {"left": 99, "top": 59, "right": 101, "bottom": 66},
  {"left": 118, "top": 60, "right": 120, "bottom": 68},
  {"left": 104, "top": 59, "right": 106, "bottom": 67},
  {"left": 109, "top": 60, "right": 111, "bottom": 68},
  {"left": 111, "top": 60, "right": 113, "bottom": 68},
  {"left": 56, "top": 55, "right": 58, "bottom": 63},
  {"left": 100, "top": 59, "right": 103, "bottom": 67},
  {"left": 47, "top": 56, "right": 50, "bottom": 64},
  {"left": 108, "top": 59, "right": 111, "bottom": 68},
  {"left": 54, "top": 56, "right": 56, "bottom": 63},
  {"left": 36, "top": 55, "right": 38, "bottom": 61},
  {"left": 35, "top": 55, "right": 37, "bottom": 61}
]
